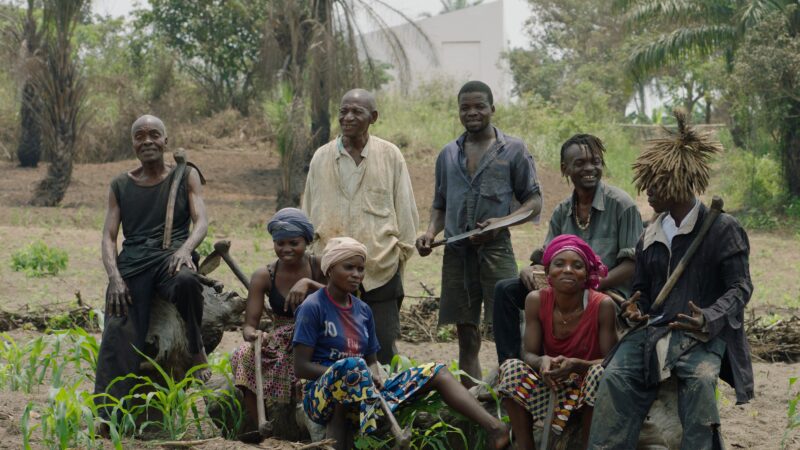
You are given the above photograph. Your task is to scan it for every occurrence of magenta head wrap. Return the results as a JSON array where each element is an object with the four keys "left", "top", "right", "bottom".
[{"left": 542, "top": 234, "right": 608, "bottom": 289}]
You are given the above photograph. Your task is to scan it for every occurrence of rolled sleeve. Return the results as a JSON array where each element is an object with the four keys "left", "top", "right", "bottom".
[
  {"left": 616, "top": 205, "right": 644, "bottom": 262},
  {"left": 393, "top": 153, "right": 420, "bottom": 262},
  {"left": 511, "top": 145, "right": 540, "bottom": 204},
  {"left": 432, "top": 151, "right": 447, "bottom": 210}
]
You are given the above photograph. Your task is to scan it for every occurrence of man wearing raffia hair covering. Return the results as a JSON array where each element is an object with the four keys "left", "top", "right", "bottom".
[
  {"left": 588, "top": 110, "right": 754, "bottom": 449},
  {"left": 320, "top": 237, "right": 368, "bottom": 275}
]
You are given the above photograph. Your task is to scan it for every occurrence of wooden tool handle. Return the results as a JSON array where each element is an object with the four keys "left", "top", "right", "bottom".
[
  {"left": 214, "top": 240, "right": 251, "bottom": 290},
  {"left": 163, "top": 149, "right": 187, "bottom": 249},
  {"left": 254, "top": 333, "right": 267, "bottom": 430}
]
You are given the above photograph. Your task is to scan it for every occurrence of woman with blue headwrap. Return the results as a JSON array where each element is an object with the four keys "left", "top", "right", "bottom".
[{"left": 230, "top": 208, "right": 326, "bottom": 441}]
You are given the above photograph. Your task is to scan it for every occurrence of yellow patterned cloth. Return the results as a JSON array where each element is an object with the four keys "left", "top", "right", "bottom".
[
  {"left": 302, "top": 357, "right": 443, "bottom": 434},
  {"left": 497, "top": 358, "right": 604, "bottom": 434}
]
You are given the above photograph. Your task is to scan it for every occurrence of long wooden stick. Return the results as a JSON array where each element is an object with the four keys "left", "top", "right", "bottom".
[
  {"left": 254, "top": 333, "right": 268, "bottom": 436},
  {"left": 377, "top": 393, "right": 411, "bottom": 449}
]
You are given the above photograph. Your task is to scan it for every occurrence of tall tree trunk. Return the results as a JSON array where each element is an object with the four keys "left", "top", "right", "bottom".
[
  {"left": 17, "top": 81, "right": 42, "bottom": 167},
  {"left": 16, "top": 0, "right": 42, "bottom": 167},
  {"left": 30, "top": 0, "right": 85, "bottom": 207},
  {"left": 301, "top": 0, "right": 332, "bottom": 201},
  {"left": 782, "top": 99, "right": 800, "bottom": 198},
  {"left": 31, "top": 131, "right": 75, "bottom": 206}
]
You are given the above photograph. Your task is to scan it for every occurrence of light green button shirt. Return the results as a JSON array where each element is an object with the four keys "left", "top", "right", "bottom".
[{"left": 541, "top": 182, "right": 644, "bottom": 296}]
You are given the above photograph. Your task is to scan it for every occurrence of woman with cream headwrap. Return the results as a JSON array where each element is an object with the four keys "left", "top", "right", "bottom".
[
  {"left": 495, "top": 234, "right": 618, "bottom": 450},
  {"left": 293, "top": 237, "right": 510, "bottom": 450},
  {"left": 230, "top": 208, "right": 326, "bottom": 440}
]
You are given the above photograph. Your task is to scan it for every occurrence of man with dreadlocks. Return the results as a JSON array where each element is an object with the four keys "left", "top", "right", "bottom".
[
  {"left": 588, "top": 110, "right": 754, "bottom": 449},
  {"left": 494, "top": 133, "right": 644, "bottom": 365}
]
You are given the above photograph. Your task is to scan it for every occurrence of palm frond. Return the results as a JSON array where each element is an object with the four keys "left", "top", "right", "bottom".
[
  {"left": 737, "top": 0, "right": 785, "bottom": 29},
  {"left": 625, "top": 0, "right": 706, "bottom": 26},
  {"left": 627, "top": 24, "right": 738, "bottom": 74}
]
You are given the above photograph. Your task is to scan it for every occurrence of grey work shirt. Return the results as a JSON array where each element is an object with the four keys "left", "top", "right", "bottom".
[
  {"left": 542, "top": 182, "right": 643, "bottom": 297},
  {"left": 432, "top": 126, "right": 540, "bottom": 241}
]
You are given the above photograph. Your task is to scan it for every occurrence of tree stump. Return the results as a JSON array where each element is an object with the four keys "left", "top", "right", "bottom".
[{"left": 141, "top": 284, "right": 246, "bottom": 381}]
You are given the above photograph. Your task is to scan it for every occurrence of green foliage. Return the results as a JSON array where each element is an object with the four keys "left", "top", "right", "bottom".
[
  {"left": 782, "top": 377, "right": 800, "bottom": 448},
  {"left": 11, "top": 240, "right": 68, "bottom": 277},
  {"left": 112, "top": 350, "right": 243, "bottom": 440},
  {"left": 0, "top": 329, "right": 98, "bottom": 393},
  {"left": 507, "top": 0, "right": 635, "bottom": 115},
  {"left": 134, "top": 0, "right": 269, "bottom": 114}
]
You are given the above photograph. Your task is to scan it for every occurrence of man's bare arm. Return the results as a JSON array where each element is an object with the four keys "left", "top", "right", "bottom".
[
  {"left": 415, "top": 208, "right": 446, "bottom": 257},
  {"left": 599, "top": 259, "right": 635, "bottom": 292},
  {"left": 102, "top": 188, "right": 131, "bottom": 316},
  {"left": 168, "top": 168, "right": 208, "bottom": 274}
]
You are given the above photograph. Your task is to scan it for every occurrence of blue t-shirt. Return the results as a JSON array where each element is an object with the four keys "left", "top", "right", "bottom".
[{"left": 292, "top": 289, "right": 380, "bottom": 366}]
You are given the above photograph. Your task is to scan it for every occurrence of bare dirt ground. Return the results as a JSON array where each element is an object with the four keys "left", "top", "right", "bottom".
[{"left": 0, "top": 137, "right": 798, "bottom": 448}]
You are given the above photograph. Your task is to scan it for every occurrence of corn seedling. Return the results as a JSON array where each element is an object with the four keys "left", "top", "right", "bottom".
[
  {"left": 783, "top": 377, "right": 800, "bottom": 449},
  {"left": 21, "top": 385, "right": 125, "bottom": 450},
  {"left": 0, "top": 329, "right": 99, "bottom": 392},
  {"left": 112, "top": 350, "right": 242, "bottom": 440}
]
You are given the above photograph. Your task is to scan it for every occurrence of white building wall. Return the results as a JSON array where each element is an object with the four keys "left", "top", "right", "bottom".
[{"left": 361, "top": 0, "right": 511, "bottom": 103}]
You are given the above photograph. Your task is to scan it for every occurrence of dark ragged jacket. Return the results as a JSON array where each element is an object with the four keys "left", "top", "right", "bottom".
[{"left": 633, "top": 202, "right": 754, "bottom": 404}]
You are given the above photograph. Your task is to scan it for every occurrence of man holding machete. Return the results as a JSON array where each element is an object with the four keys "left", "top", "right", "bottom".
[
  {"left": 416, "top": 81, "right": 542, "bottom": 387},
  {"left": 588, "top": 110, "right": 754, "bottom": 449},
  {"left": 94, "top": 115, "right": 209, "bottom": 428}
]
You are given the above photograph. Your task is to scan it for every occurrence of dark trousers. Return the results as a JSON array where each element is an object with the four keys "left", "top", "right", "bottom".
[
  {"left": 360, "top": 271, "right": 404, "bottom": 365},
  {"left": 94, "top": 261, "right": 204, "bottom": 412},
  {"left": 492, "top": 277, "right": 528, "bottom": 365}
]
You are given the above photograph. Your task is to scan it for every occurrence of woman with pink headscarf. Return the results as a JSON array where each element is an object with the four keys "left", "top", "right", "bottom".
[{"left": 496, "top": 234, "right": 618, "bottom": 450}]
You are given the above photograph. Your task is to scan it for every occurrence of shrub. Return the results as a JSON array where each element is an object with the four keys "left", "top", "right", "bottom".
[{"left": 11, "top": 241, "right": 68, "bottom": 277}]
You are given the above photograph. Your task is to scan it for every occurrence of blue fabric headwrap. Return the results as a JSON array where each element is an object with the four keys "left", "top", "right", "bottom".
[{"left": 267, "top": 208, "right": 315, "bottom": 243}]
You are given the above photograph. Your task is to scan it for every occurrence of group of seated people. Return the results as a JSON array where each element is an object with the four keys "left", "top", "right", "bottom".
[
  {"left": 231, "top": 208, "right": 624, "bottom": 449},
  {"left": 231, "top": 210, "right": 510, "bottom": 449},
  {"left": 94, "top": 105, "right": 751, "bottom": 449},
  {"left": 230, "top": 137, "right": 752, "bottom": 450}
]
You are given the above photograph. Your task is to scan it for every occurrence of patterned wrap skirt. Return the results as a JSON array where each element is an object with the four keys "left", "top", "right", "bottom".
[
  {"left": 497, "top": 358, "right": 604, "bottom": 435},
  {"left": 302, "top": 357, "right": 444, "bottom": 434},
  {"left": 230, "top": 316, "right": 296, "bottom": 404}
]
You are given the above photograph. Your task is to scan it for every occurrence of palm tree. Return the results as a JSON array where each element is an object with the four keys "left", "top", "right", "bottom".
[
  {"left": 30, "top": 0, "right": 86, "bottom": 206},
  {"left": 4, "top": 0, "right": 44, "bottom": 167},
  {"left": 265, "top": 0, "right": 434, "bottom": 209},
  {"left": 617, "top": 0, "right": 800, "bottom": 196}
]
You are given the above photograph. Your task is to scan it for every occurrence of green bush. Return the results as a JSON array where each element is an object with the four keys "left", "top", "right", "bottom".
[{"left": 11, "top": 241, "right": 69, "bottom": 277}]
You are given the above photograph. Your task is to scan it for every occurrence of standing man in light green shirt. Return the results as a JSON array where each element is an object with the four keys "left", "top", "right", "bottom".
[{"left": 302, "top": 89, "right": 419, "bottom": 364}]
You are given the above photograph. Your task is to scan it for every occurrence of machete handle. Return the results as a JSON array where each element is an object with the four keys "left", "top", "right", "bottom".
[{"left": 430, "top": 239, "right": 447, "bottom": 248}]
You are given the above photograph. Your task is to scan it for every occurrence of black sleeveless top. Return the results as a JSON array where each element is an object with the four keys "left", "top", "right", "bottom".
[
  {"left": 268, "top": 255, "right": 322, "bottom": 318},
  {"left": 112, "top": 168, "right": 191, "bottom": 279}
]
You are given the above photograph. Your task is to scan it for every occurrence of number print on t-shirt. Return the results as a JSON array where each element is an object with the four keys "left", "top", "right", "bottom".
[{"left": 324, "top": 321, "right": 338, "bottom": 337}]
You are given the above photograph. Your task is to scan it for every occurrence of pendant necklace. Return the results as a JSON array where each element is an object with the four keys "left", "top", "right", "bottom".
[{"left": 575, "top": 202, "right": 591, "bottom": 231}]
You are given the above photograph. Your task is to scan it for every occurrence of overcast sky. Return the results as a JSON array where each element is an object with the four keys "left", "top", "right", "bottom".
[{"left": 91, "top": 0, "right": 534, "bottom": 49}]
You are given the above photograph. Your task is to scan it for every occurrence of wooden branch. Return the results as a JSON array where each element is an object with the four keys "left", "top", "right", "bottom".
[{"left": 150, "top": 437, "right": 224, "bottom": 447}]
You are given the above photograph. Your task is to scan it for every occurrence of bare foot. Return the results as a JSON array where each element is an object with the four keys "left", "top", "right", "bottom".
[
  {"left": 487, "top": 422, "right": 511, "bottom": 449},
  {"left": 190, "top": 351, "right": 212, "bottom": 382}
]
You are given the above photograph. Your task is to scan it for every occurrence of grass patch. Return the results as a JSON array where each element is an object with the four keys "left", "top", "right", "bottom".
[{"left": 11, "top": 241, "right": 69, "bottom": 277}]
